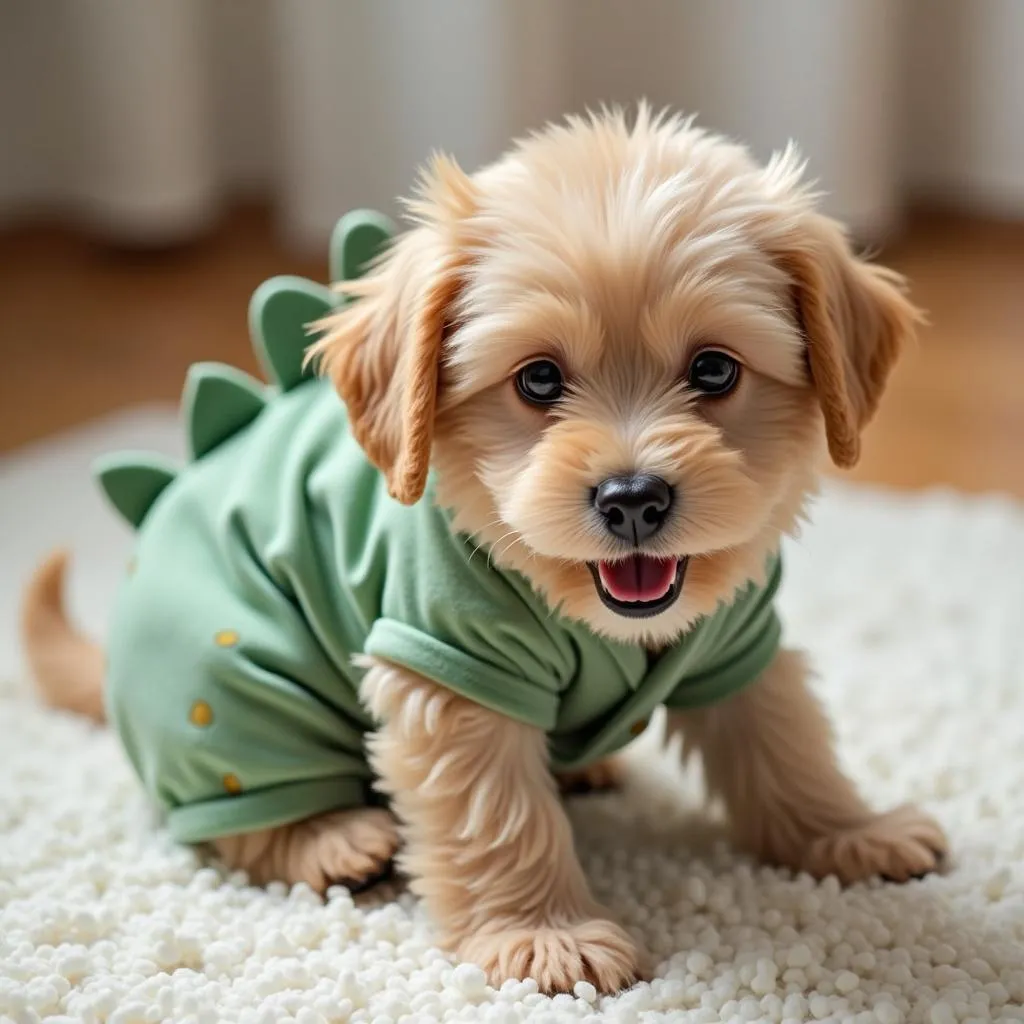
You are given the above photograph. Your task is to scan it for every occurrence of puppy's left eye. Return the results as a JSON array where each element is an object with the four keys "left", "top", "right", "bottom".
[
  {"left": 688, "top": 350, "right": 740, "bottom": 396},
  {"left": 515, "top": 359, "right": 564, "bottom": 405}
]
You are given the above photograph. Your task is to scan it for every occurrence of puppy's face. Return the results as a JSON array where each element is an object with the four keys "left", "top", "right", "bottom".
[{"left": 314, "top": 111, "right": 920, "bottom": 644}]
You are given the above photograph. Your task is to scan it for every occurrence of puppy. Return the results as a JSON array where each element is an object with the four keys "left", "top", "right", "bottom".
[{"left": 23, "top": 107, "right": 946, "bottom": 995}]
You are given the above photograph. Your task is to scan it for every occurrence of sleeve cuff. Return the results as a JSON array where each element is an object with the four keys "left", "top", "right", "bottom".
[
  {"left": 167, "top": 776, "right": 369, "bottom": 843},
  {"left": 363, "top": 619, "right": 560, "bottom": 731}
]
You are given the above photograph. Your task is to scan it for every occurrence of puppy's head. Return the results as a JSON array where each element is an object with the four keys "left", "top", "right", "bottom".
[{"left": 312, "top": 108, "right": 921, "bottom": 643}]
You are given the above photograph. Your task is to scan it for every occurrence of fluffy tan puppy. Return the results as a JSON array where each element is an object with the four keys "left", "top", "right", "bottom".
[{"left": 24, "top": 107, "right": 945, "bottom": 995}]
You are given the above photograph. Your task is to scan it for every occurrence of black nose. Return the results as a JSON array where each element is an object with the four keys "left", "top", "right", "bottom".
[{"left": 593, "top": 474, "right": 673, "bottom": 544}]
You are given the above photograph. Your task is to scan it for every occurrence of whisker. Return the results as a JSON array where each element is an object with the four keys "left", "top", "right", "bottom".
[
  {"left": 487, "top": 530, "right": 523, "bottom": 568},
  {"left": 494, "top": 539, "right": 523, "bottom": 564}
]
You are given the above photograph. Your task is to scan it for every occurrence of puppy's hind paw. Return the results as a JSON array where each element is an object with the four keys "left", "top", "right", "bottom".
[
  {"left": 458, "top": 918, "right": 640, "bottom": 995},
  {"left": 804, "top": 804, "right": 947, "bottom": 884},
  {"left": 286, "top": 807, "right": 401, "bottom": 894},
  {"left": 555, "top": 755, "right": 625, "bottom": 796}
]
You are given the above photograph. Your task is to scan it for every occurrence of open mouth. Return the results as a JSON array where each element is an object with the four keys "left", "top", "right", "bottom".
[{"left": 587, "top": 555, "right": 689, "bottom": 618}]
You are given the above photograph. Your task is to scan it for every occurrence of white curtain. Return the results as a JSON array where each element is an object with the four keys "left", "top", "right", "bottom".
[{"left": 1, "top": 0, "right": 1022, "bottom": 253}]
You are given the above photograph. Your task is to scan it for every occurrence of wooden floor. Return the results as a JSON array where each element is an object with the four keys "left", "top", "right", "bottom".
[
  {"left": 846, "top": 214, "right": 1024, "bottom": 497},
  {"left": 1, "top": 206, "right": 1023, "bottom": 497}
]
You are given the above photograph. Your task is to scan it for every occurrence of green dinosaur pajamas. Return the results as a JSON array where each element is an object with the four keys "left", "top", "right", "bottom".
[{"left": 99, "top": 212, "right": 783, "bottom": 845}]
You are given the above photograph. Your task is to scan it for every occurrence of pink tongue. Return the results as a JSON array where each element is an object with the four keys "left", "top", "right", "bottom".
[{"left": 598, "top": 555, "right": 678, "bottom": 603}]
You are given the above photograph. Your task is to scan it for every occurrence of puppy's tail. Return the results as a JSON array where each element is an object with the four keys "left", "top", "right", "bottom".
[{"left": 21, "top": 549, "right": 106, "bottom": 722}]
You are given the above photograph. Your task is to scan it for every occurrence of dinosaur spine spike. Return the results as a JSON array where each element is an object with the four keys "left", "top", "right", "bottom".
[
  {"left": 330, "top": 209, "right": 396, "bottom": 285},
  {"left": 248, "top": 276, "right": 337, "bottom": 391},
  {"left": 94, "top": 452, "right": 178, "bottom": 529},
  {"left": 183, "top": 362, "right": 267, "bottom": 460}
]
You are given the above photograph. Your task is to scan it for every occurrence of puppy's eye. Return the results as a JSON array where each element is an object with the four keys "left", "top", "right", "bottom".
[
  {"left": 515, "top": 359, "right": 564, "bottom": 406},
  {"left": 688, "top": 350, "right": 740, "bottom": 396}
]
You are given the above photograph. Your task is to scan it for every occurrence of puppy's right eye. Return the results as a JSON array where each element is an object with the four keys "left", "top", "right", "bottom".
[{"left": 515, "top": 359, "right": 564, "bottom": 406}]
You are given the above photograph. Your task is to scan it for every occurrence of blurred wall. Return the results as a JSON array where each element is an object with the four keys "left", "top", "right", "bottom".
[
  {"left": 903, "top": 0, "right": 1024, "bottom": 217},
  {"left": 0, "top": 0, "right": 1022, "bottom": 251}
]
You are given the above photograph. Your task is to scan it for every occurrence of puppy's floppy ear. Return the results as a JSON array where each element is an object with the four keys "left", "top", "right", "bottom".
[
  {"left": 771, "top": 212, "right": 924, "bottom": 468},
  {"left": 309, "top": 156, "right": 475, "bottom": 504}
]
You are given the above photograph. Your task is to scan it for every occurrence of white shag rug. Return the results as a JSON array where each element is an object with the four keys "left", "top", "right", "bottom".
[{"left": 3, "top": 410, "right": 1024, "bottom": 1024}]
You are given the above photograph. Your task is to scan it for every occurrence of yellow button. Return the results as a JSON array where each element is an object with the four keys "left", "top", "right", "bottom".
[
  {"left": 189, "top": 700, "right": 213, "bottom": 727},
  {"left": 223, "top": 773, "right": 242, "bottom": 795},
  {"left": 629, "top": 718, "right": 649, "bottom": 738},
  {"left": 126, "top": 557, "right": 137, "bottom": 576},
  {"left": 214, "top": 629, "right": 240, "bottom": 648}
]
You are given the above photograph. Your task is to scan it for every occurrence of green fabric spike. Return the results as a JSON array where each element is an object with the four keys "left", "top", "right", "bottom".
[
  {"left": 183, "top": 362, "right": 267, "bottom": 459},
  {"left": 330, "top": 209, "right": 395, "bottom": 284},
  {"left": 94, "top": 452, "right": 177, "bottom": 529},
  {"left": 248, "top": 276, "right": 337, "bottom": 391}
]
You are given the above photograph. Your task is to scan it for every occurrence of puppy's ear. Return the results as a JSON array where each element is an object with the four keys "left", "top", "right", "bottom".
[
  {"left": 310, "top": 157, "right": 475, "bottom": 504},
  {"left": 772, "top": 212, "right": 923, "bottom": 468}
]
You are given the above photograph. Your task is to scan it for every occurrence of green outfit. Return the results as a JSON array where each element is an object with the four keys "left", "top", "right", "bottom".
[{"left": 99, "top": 212, "right": 783, "bottom": 844}]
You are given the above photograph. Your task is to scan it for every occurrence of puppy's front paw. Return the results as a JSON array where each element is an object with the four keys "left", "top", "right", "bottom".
[
  {"left": 458, "top": 919, "right": 639, "bottom": 994},
  {"left": 804, "top": 804, "right": 947, "bottom": 884}
]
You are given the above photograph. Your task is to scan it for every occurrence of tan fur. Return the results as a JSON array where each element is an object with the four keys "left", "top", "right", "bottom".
[
  {"left": 212, "top": 808, "right": 400, "bottom": 892},
  {"left": 359, "top": 660, "right": 640, "bottom": 991},
  {"left": 672, "top": 649, "right": 946, "bottom": 883},
  {"left": 555, "top": 755, "right": 624, "bottom": 795},
  {"left": 21, "top": 550, "right": 105, "bottom": 722},
  {"left": 307, "top": 156, "right": 476, "bottom": 506},
  {"left": 22, "top": 107, "right": 942, "bottom": 994},
  {"left": 767, "top": 212, "right": 925, "bottom": 468}
]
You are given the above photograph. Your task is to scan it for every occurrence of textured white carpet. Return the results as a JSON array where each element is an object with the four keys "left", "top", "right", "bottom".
[{"left": 3, "top": 411, "right": 1024, "bottom": 1024}]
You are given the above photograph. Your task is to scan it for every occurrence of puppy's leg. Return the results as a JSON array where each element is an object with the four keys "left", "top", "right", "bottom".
[
  {"left": 213, "top": 807, "right": 400, "bottom": 893},
  {"left": 362, "top": 660, "right": 639, "bottom": 994},
  {"left": 671, "top": 648, "right": 947, "bottom": 883}
]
